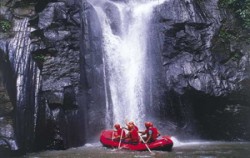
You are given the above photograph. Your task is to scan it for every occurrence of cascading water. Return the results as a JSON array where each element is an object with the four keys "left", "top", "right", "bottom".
[
  {"left": 88, "top": 0, "right": 166, "bottom": 128},
  {"left": 7, "top": 18, "right": 40, "bottom": 150}
]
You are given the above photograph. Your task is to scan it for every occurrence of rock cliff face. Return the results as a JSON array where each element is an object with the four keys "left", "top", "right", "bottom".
[
  {"left": 0, "top": 0, "right": 106, "bottom": 153},
  {"left": 149, "top": 0, "right": 250, "bottom": 140},
  {"left": 30, "top": 0, "right": 106, "bottom": 150},
  {"left": 0, "top": 54, "right": 17, "bottom": 154},
  {"left": 152, "top": 0, "right": 248, "bottom": 96},
  {"left": 31, "top": 1, "right": 84, "bottom": 150}
]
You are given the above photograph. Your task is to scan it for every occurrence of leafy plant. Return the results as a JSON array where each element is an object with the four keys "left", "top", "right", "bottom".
[
  {"left": 33, "top": 54, "right": 45, "bottom": 62},
  {"left": 219, "top": 0, "right": 250, "bottom": 29},
  {"left": 0, "top": 20, "right": 11, "bottom": 32},
  {"left": 219, "top": 28, "right": 238, "bottom": 42},
  {"left": 219, "top": 0, "right": 238, "bottom": 6},
  {"left": 236, "top": 1, "right": 250, "bottom": 28}
]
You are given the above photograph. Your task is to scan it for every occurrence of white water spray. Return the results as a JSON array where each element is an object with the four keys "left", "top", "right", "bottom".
[{"left": 88, "top": 0, "right": 166, "bottom": 128}]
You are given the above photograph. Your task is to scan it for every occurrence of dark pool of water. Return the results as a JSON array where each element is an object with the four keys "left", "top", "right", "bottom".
[{"left": 21, "top": 139, "right": 250, "bottom": 158}]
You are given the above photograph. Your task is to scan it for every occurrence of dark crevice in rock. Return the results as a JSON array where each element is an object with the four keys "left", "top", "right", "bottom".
[
  {"left": 63, "top": 86, "right": 77, "bottom": 110},
  {"left": 0, "top": 51, "right": 16, "bottom": 155},
  {"left": 35, "top": 0, "right": 55, "bottom": 13}
]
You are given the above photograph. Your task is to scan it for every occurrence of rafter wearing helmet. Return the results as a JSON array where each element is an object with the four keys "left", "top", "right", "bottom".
[{"left": 139, "top": 122, "right": 161, "bottom": 144}]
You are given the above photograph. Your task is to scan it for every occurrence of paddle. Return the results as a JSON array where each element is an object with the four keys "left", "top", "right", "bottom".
[
  {"left": 111, "top": 131, "right": 114, "bottom": 141},
  {"left": 118, "top": 129, "right": 124, "bottom": 149},
  {"left": 139, "top": 135, "right": 155, "bottom": 155}
]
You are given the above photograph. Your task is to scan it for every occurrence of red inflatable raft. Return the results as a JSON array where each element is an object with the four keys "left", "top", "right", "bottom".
[{"left": 100, "top": 130, "right": 173, "bottom": 151}]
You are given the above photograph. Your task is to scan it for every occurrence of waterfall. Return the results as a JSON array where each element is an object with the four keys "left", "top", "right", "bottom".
[
  {"left": 7, "top": 18, "right": 40, "bottom": 150},
  {"left": 88, "top": 0, "right": 166, "bottom": 128}
]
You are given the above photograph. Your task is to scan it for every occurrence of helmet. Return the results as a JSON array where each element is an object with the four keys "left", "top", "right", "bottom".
[
  {"left": 149, "top": 122, "right": 153, "bottom": 127},
  {"left": 126, "top": 121, "right": 135, "bottom": 126},
  {"left": 114, "top": 124, "right": 120, "bottom": 129},
  {"left": 145, "top": 122, "right": 152, "bottom": 128},
  {"left": 129, "top": 121, "right": 135, "bottom": 125}
]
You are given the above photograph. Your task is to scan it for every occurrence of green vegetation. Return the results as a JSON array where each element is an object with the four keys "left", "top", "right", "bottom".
[
  {"left": 218, "top": 28, "right": 238, "bottom": 42},
  {"left": 33, "top": 54, "right": 45, "bottom": 62},
  {"left": 219, "top": 0, "right": 250, "bottom": 29},
  {"left": 0, "top": 2, "right": 4, "bottom": 7},
  {"left": 231, "top": 51, "right": 242, "bottom": 61},
  {"left": 212, "top": 1, "right": 250, "bottom": 64},
  {"left": 0, "top": 20, "right": 12, "bottom": 32},
  {"left": 217, "top": 0, "right": 250, "bottom": 44}
]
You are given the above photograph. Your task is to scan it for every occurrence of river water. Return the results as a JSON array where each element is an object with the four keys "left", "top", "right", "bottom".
[{"left": 22, "top": 140, "right": 250, "bottom": 158}]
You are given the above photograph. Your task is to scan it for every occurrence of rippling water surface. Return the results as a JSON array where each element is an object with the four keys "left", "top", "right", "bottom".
[{"left": 22, "top": 141, "right": 250, "bottom": 158}]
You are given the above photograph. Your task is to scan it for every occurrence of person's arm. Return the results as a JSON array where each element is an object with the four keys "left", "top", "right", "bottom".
[
  {"left": 113, "top": 130, "right": 118, "bottom": 137},
  {"left": 157, "top": 130, "right": 161, "bottom": 137},
  {"left": 144, "top": 130, "right": 153, "bottom": 143},
  {"left": 115, "top": 134, "right": 121, "bottom": 139},
  {"left": 138, "top": 131, "right": 146, "bottom": 135},
  {"left": 123, "top": 127, "right": 129, "bottom": 131},
  {"left": 122, "top": 132, "right": 130, "bottom": 140},
  {"left": 145, "top": 135, "right": 151, "bottom": 143}
]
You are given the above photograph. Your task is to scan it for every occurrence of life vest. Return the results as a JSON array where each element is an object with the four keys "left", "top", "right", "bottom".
[
  {"left": 117, "top": 128, "right": 126, "bottom": 138},
  {"left": 145, "top": 127, "right": 159, "bottom": 142},
  {"left": 145, "top": 129, "right": 150, "bottom": 139},
  {"left": 150, "top": 127, "right": 159, "bottom": 141},
  {"left": 134, "top": 125, "right": 139, "bottom": 132},
  {"left": 129, "top": 128, "right": 139, "bottom": 143}
]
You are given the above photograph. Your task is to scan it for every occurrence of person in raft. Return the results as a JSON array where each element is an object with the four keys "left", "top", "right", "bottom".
[
  {"left": 122, "top": 124, "right": 140, "bottom": 144},
  {"left": 113, "top": 123, "right": 126, "bottom": 140},
  {"left": 125, "top": 120, "right": 139, "bottom": 132},
  {"left": 139, "top": 122, "right": 161, "bottom": 143}
]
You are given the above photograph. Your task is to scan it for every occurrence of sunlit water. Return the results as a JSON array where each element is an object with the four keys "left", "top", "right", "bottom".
[
  {"left": 22, "top": 140, "right": 250, "bottom": 158},
  {"left": 88, "top": 0, "right": 167, "bottom": 128}
]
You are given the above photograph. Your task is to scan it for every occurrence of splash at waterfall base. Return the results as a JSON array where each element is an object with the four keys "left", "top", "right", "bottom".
[{"left": 100, "top": 130, "right": 173, "bottom": 151}]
